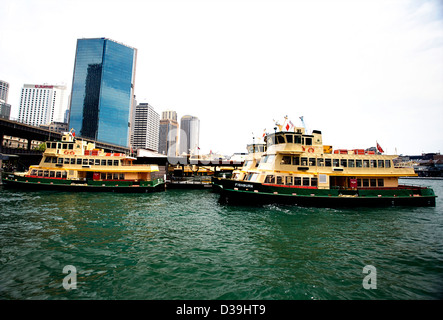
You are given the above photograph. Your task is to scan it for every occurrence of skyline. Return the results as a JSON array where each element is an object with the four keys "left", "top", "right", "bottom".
[{"left": 1, "top": 0, "right": 442, "bottom": 156}]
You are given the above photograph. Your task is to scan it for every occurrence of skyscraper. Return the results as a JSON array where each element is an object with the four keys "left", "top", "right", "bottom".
[
  {"left": 179, "top": 115, "right": 200, "bottom": 155},
  {"left": 17, "top": 84, "right": 68, "bottom": 126},
  {"left": 68, "top": 38, "right": 137, "bottom": 147},
  {"left": 0, "top": 80, "right": 11, "bottom": 120},
  {"left": 133, "top": 103, "right": 160, "bottom": 151},
  {"left": 159, "top": 110, "right": 178, "bottom": 156}
]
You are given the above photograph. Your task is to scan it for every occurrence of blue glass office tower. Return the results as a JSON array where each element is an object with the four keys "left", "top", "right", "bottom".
[{"left": 69, "top": 38, "right": 137, "bottom": 147}]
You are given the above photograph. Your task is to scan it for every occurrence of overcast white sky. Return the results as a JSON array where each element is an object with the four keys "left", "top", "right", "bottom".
[{"left": 1, "top": 0, "right": 442, "bottom": 155}]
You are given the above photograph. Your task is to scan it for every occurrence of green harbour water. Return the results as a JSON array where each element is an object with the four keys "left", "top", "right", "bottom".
[{"left": 0, "top": 179, "right": 442, "bottom": 300}]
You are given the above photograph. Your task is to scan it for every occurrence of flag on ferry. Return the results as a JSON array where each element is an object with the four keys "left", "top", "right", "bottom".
[{"left": 376, "top": 141, "right": 384, "bottom": 153}]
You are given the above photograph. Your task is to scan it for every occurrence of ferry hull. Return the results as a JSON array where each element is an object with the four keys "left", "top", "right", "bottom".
[
  {"left": 213, "top": 177, "right": 436, "bottom": 207},
  {"left": 2, "top": 174, "right": 166, "bottom": 193}
]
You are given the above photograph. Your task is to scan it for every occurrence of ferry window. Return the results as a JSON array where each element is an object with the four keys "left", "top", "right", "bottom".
[
  {"left": 70, "top": 158, "right": 75, "bottom": 164},
  {"left": 294, "top": 135, "right": 302, "bottom": 144},
  {"left": 51, "top": 142, "right": 57, "bottom": 149},
  {"left": 385, "top": 160, "right": 391, "bottom": 168},
  {"left": 285, "top": 176, "right": 293, "bottom": 185},
  {"left": 276, "top": 176, "right": 284, "bottom": 185},
  {"left": 266, "top": 155, "right": 275, "bottom": 163},
  {"left": 50, "top": 171, "right": 55, "bottom": 178},
  {"left": 276, "top": 135, "right": 286, "bottom": 144},
  {"left": 356, "top": 160, "right": 362, "bottom": 168},
  {"left": 363, "top": 179, "right": 369, "bottom": 187},
  {"left": 304, "top": 137, "right": 312, "bottom": 145},
  {"left": 101, "top": 159, "right": 106, "bottom": 166},
  {"left": 370, "top": 160, "right": 377, "bottom": 168},
  {"left": 325, "top": 159, "right": 332, "bottom": 167},
  {"left": 281, "top": 156, "right": 292, "bottom": 165},
  {"left": 37, "top": 170, "right": 43, "bottom": 176},
  {"left": 341, "top": 159, "right": 347, "bottom": 167},
  {"left": 119, "top": 174, "right": 124, "bottom": 180},
  {"left": 107, "top": 160, "right": 113, "bottom": 166},
  {"left": 377, "top": 179, "right": 384, "bottom": 187},
  {"left": 107, "top": 173, "right": 113, "bottom": 179},
  {"left": 370, "top": 179, "right": 377, "bottom": 187},
  {"left": 101, "top": 173, "right": 106, "bottom": 180},
  {"left": 286, "top": 135, "right": 293, "bottom": 143},
  {"left": 348, "top": 159, "right": 355, "bottom": 168},
  {"left": 64, "top": 158, "right": 70, "bottom": 164},
  {"left": 267, "top": 136, "right": 274, "bottom": 146},
  {"left": 62, "top": 143, "right": 68, "bottom": 149},
  {"left": 357, "top": 179, "right": 362, "bottom": 187},
  {"left": 309, "top": 158, "right": 316, "bottom": 166},
  {"left": 58, "top": 157, "right": 63, "bottom": 164},
  {"left": 44, "top": 171, "right": 49, "bottom": 177},
  {"left": 95, "top": 159, "right": 100, "bottom": 166},
  {"left": 114, "top": 160, "right": 119, "bottom": 166},
  {"left": 317, "top": 158, "right": 324, "bottom": 167},
  {"left": 62, "top": 172, "right": 67, "bottom": 178},
  {"left": 89, "top": 159, "right": 94, "bottom": 165},
  {"left": 294, "top": 177, "right": 301, "bottom": 186},
  {"left": 77, "top": 158, "right": 82, "bottom": 165},
  {"left": 302, "top": 177, "right": 310, "bottom": 186},
  {"left": 56, "top": 172, "right": 61, "bottom": 178},
  {"left": 378, "top": 160, "right": 384, "bottom": 168},
  {"left": 301, "top": 157, "right": 308, "bottom": 166},
  {"left": 68, "top": 143, "right": 74, "bottom": 150},
  {"left": 293, "top": 156, "right": 300, "bottom": 166},
  {"left": 311, "top": 178, "right": 318, "bottom": 187},
  {"left": 265, "top": 175, "right": 275, "bottom": 184},
  {"left": 251, "top": 173, "right": 259, "bottom": 182},
  {"left": 363, "top": 160, "right": 369, "bottom": 168},
  {"left": 333, "top": 159, "right": 339, "bottom": 167},
  {"left": 83, "top": 159, "right": 88, "bottom": 165},
  {"left": 113, "top": 173, "right": 119, "bottom": 180},
  {"left": 31, "top": 170, "right": 37, "bottom": 176},
  {"left": 44, "top": 157, "right": 51, "bottom": 163},
  {"left": 46, "top": 142, "right": 51, "bottom": 149},
  {"left": 52, "top": 157, "right": 57, "bottom": 163}
]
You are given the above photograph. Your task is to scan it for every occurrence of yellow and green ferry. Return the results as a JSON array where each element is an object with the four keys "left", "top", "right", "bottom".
[
  {"left": 213, "top": 123, "right": 436, "bottom": 207},
  {"left": 2, "top": 131, "right": 165, "bottom": 192}
]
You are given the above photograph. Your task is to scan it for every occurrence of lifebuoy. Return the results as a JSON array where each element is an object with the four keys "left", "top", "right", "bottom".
[
  {"left": 70, "top": 151, "right": 75, "bottom": 155},
  {"left": 64, "top": 150, "right": 69, "bottom": 155},
  {"left": 308, "top": 147, "right": 315, "bottom": 153}
]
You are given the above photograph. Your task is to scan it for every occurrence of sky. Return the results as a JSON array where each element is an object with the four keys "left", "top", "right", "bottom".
[{"left": 1, "top": 0, "right": 442, "bottom": 156}]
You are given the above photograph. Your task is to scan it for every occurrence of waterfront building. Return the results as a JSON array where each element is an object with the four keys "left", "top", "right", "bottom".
[
  {"left": 17, "top": 84, "right": 68, "bottom": 127},
  {"left": 179, "top": 115, "right": 200, "bottom": 156},
  {"left": 39, "top": 121, "right": 69, "bottom": 133},
  {"left": 159, "top": 110, "right": 179, "bottom": 156},
  {"left": 68, "top": 38, "right": 137, "bottom": 147},
  {"left": 133, "top": 103, "right": 160, "bottom": 151}
]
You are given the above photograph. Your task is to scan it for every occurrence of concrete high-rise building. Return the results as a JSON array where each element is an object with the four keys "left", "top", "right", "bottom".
[
  {"left": 0, "top": 80, "right": 9, "bottom": 104},
  {"left": 17, "top": 84, "right": 68, "bottom": 126},
  {"left": 179, "top": 115, "right": 200, "bottom": 155},
  {"left": 159, "top": 110, "right": 179, "bottom": 156},
  {"left": 68, "top": 38, "right": 137, "bottom": 147},
  {"left": 162, "top": 110, "right": 177, "bottom": 121},
  {"left": 133, "top": 103, "right": 160, "bottom": 151}
]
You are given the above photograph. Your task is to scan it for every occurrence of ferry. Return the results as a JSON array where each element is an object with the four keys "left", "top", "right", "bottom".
[
  {"left": 2, "top": 131, "right": 165, "bottom": 192},
  {"left": 213, "top": 122, "right": 436, "bottom": 207}
]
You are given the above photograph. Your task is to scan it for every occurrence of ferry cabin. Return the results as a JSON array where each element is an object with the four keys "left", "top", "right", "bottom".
[{"left": 232, "top": 129, "right": 416, "bottom": 191}]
